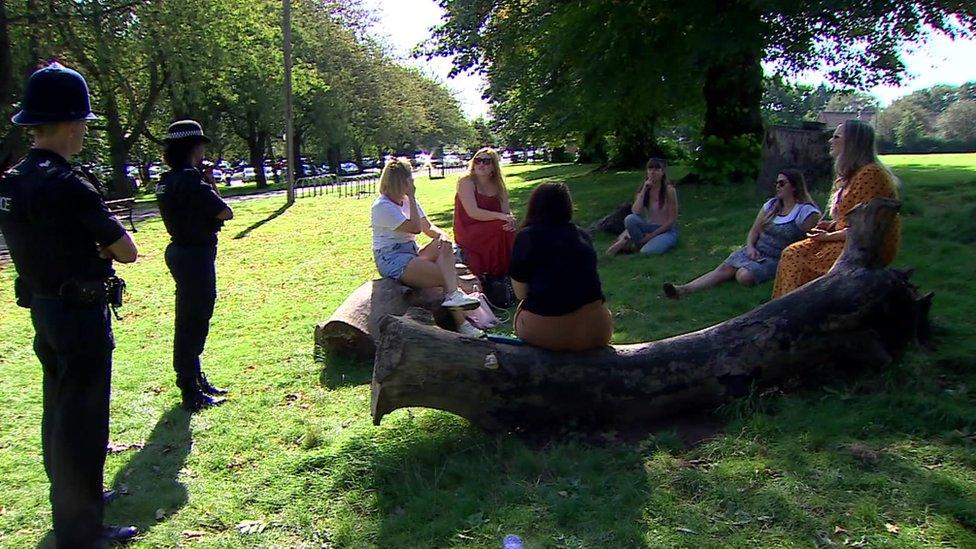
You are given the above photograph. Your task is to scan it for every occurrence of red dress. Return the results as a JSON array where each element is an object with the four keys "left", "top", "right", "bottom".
[{"left": 453, "top": 191, "right": 516, "bottom": 277}]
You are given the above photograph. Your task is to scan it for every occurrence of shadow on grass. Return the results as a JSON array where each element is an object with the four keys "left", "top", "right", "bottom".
[
  {"left": 105, "top": 406, "right": 192, "bottom": 537},
  {"left": 335, "top": 414, "right": 656, "bottom": 547},
  {"left": 316, "top": 346, "right": 373, "bottom": 389},
  {"left": 233, "top": 202, "right": 293, "bottom": 239}
]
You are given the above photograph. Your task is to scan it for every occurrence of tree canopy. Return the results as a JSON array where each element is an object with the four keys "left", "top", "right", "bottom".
[
  {"left": 0, "top": 0, "right": 472, "bottom": 194},
  {"left": 430, "top": 0, "right": 976, "bottom": 178}
]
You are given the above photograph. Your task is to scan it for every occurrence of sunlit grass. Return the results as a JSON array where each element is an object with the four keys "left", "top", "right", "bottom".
[{"left": 1, "top": 156, "right": 974, "bottom": 547}]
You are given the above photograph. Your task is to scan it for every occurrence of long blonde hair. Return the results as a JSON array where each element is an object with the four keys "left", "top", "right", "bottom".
[
  {"left": 379, "top": 157, "right": 413, "bottom": 197},
  {"left": 467, "top": 147, "right": 509, "bottom": 207},
  {"left": 829, "top": 120, "right": 899, "bottom": 214}
]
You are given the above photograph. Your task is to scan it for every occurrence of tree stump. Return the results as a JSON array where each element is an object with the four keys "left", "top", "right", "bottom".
[
  {"left": 588, "top": 202, "right": 632, "bottom": 235},
  {"left": 315, "top": 279, "right": 454, "bottom": 360},
  {"left": 372, "top": 198, "right": 932, "bottom": 431},
  {"left": 757, "top": 125, "right": 834, "bottom": 196}
]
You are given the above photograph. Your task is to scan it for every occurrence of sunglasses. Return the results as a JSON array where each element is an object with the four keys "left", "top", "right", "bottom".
[
  {"left": 775, "top": 179, "right": 790, "bottom": 187},
  {"left": 473, "top": 157, "right": 492, "bottom": 165}
]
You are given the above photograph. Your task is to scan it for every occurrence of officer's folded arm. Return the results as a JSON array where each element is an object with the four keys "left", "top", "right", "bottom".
[
  {"left": 216, "top": 206, "right": 233, "bottom": 221},
  {"left": 101, "top": 232, "right": 138, "bottom": 263}
]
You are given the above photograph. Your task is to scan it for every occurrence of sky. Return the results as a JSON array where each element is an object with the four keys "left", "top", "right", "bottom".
[{"left": 363, "top": 0, "right": 976, "bottom": 119}]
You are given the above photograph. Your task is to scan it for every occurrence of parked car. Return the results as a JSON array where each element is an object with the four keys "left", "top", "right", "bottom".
[
  {"left": 360, "top": 157, "right": 379, "bottom": 169},
  {"left": 339, "top": 161, "right": 360, "bottom": 175},
  {"left": 240, "top": 166, "right": 257, "bottom": 182},
  {"left": 442, "top": 154, "right": 463, "bottom": 167},
  {"left": 148, "top": 163, "right": 164, "bottom": 181}
]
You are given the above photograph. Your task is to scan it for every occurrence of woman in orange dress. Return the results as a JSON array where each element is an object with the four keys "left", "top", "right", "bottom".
[{"left": 771, "top": 119, "right": 901, "bottom": 298}]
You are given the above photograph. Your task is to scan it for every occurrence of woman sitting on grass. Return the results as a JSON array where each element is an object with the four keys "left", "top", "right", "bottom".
[
  {"left": 606, "top": 156, "right": 679, "bottom": 256},
  {"left": 371, "top": 158, "right": 484, "bottom": 338},
  {"left": 772, "top": 120, "right": 901, "bottom": 298},
  {"left": 510, "top": 182, "right": 613, "bottom": 351},
  {"left": 663, "top": 169, "right": 820, "bottom": 299},
  {"left": 453, "top": 147, "right": 517, "bottom": 279}
]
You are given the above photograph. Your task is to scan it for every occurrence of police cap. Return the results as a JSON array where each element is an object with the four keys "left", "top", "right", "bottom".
[
  {"left": 11, "top": 62, "right": 98, "bottom": 126},
  {"left": 165, "top": 120, "right": 211, "bottom": 144}
]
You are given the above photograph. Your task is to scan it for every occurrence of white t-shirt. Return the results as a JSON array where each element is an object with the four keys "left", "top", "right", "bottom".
[
  {"left": 763, "top": 198, "right": 820, "bottom": 226},
  {"left": 371, "top": 194, "right": 427, "bottom": 251}
]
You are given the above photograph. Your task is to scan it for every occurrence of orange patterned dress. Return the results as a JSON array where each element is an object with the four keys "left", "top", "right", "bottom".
[{"left": 771, "top": 163, "right": 900, "bottom": 298}]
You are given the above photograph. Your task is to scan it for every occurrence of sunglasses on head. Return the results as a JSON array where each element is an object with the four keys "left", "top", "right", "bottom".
[{"left": 474, "top": 157, "right": 491, "bottom": 165}]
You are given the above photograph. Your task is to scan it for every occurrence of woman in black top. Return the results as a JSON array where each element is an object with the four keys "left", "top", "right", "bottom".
[
  {"left": 510, "top": 182, "right": 612, "bottom": 351},
  {"left": 156, "top": 120, "right": 234, "bottom": 411}
]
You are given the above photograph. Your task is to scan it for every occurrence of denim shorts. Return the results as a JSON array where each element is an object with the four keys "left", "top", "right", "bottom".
[{"left": 374, "top": 241, "right": 419, "bottom": 280}]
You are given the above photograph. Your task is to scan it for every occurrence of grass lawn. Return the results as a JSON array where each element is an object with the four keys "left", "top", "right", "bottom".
[{"left": 1, "top": 155, "right": 975, "bottom": 547}]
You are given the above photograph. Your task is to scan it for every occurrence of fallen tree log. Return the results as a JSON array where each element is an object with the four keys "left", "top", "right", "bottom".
[
  {"left": 372, "top": 198, "right": 932, "bottom": 430},
  {"left": 315, "top": 279, "right": 454, "bottom": 360}
]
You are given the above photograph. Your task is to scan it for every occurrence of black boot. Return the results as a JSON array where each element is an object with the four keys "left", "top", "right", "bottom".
[
  {"left": 198, "top": 371, "right": 228, "bottom": 395},
  {"left": 100, "top": 524, "right": 138, "bottom": 545},
  {"left": 181, "top": 388, "right": 226, "bottom": 412}
]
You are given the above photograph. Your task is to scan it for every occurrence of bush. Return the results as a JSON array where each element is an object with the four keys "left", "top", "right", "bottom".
[{"left": 692, "top": 134, "right": 761, "bottom": 184}]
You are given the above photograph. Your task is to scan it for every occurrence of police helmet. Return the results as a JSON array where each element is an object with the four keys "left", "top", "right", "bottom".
[{"left": 11, "top": 62, "right": 98, "bottom": 126}]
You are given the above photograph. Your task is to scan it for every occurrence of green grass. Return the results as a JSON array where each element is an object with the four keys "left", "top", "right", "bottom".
[{"left": 1, "top": 156, "right": 975, "bottom": 547}]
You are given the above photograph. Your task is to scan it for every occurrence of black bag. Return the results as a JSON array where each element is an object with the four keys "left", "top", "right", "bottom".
[{"left": 481, "top": 274, "right": 515, "bottom": 308}]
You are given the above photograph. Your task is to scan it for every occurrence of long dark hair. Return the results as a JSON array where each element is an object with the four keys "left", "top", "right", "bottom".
[
  {"left": 762, "top": 169, "right": 816, "bottom": 226},
  {"left": 522, "top": 182, "right": 573, "bottom": 228},
  {"left": 643, "top": 157, "right": 669, "bottom": 209},
  {"left": 163, "top": 139, "right": 200, "bottom": 169}
]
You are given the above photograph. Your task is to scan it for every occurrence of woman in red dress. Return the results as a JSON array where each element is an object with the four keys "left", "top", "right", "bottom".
[{"left": 453, "top": 147, "right": 517, "bottom": 278}]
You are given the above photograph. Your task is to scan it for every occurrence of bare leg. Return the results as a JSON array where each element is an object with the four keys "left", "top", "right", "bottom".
[
  {"left": 664, "top": 264, "right": 736, "bottom": 299},
  {"left": 735, "top": 268, "right": 758, "bottom": 287},
  {"left": 606, "top": 230, "right": 631, "bottom": 256},
  {"left": 411, "top": 241, "right": 459, "bottom": 293}
]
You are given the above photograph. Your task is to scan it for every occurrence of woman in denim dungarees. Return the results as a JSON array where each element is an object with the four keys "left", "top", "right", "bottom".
[{"left": 663, "top": 169, "right": 820, "bottom": 299}]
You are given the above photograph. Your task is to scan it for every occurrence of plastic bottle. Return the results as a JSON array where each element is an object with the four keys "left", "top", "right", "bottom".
[{"left": 503, "top": 534, "right": 523, "bottom": 549}]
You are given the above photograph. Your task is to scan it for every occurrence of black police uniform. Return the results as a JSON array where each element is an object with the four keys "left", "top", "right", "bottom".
[
  {"left": 0, "top": 149, "right": 126, "bottom": 547},
  {"left": 155, "top": 166, "right": 229, "bottom": 405}
]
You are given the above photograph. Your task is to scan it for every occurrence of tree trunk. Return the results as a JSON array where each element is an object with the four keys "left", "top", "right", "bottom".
[
  {"left": 315, "top": 279, "right": 456, "bottom": 360},
  {"left": 756, "top": 125, "right": 834, "bottom": 196},
  {"left": 371, "top": 198, "right": 931, "bottom": 431},
  {"left": 248, "top": 127, "right": 267, "bottom": 189}
]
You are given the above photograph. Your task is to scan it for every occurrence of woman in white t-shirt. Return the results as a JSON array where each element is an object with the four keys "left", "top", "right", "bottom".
[
  {"left": 663, "top": 169, "right": 820, "bottom": 299},
  {"left": 371, "top": 158, "right": 484, "bottom": 337}
]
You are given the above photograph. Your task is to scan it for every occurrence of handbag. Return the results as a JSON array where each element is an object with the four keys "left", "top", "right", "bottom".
[
  {"left": 481, "top": 273, "right": 515, "bottom": 308},
  {"left": 464, "top": 292, "right": 501, "bottom": 330}
]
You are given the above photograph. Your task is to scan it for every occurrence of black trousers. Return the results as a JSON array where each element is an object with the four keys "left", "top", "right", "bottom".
[
  {"left": 165, "top": 243, "right": 217, "bottom": 392},
  {"left": 30, "top": 297, "right": 114, "bottom": 548}
]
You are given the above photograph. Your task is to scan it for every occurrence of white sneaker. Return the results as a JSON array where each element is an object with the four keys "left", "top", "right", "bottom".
[
  {"left": 457, "top": 321, "right": 486, "bottom": 338},
  {"left": 441, "top": 290, "right": 481, "bottom": 311}
]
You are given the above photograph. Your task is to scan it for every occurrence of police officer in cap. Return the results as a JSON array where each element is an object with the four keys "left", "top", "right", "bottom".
[
  {"left": 0, "top": 62, "right": 139, "bottom": 546},
  {"left": 156, "top": 120, "right": 233, "bottom": 411}
]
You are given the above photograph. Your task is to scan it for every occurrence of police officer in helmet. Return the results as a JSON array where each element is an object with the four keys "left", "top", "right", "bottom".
[
  {"left": 156, "top": 120, "right": 233, "bottom": 411},
  {"left": 0, "top": 62, "right": 138, "bottom": 546}
]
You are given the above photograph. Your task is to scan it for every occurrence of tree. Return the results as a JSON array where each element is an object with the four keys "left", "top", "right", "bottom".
[
  {"left": 761, "top": 78, "right": 832, "bottom": 127},
  {"left": 431, "top": 0, "right": 975, "bottom": 178},
  {"left": 825, "top": 91, "right": 880, "bottom": 113},
  {"left": 937, "top": 100, "right": 976, "bottom": 144}
]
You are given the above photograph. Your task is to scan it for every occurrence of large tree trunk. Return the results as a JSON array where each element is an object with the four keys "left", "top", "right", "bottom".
[
  {"left": 756, "top": 125, "right": 834, "bottom": 195},
  {"left": 371, "top": 198, "right": 931, "bottom": 431}
]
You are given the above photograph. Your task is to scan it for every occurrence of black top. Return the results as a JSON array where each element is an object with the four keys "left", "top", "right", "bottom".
[
  {"left": 509, "top": 222, "right": 604, "bottom": 316},
  {"left": 0, "top": 149, "right": 125, "bottom": 295},
  {"left": 156, "top": 167, "right": 228, "bottom": 247}
]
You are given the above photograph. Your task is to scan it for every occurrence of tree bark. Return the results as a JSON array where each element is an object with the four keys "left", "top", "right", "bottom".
[
  {"left": 756, "top": 125, "right": 834, "bottom": 195},
  {"left": 371, "top": 198, "right": 931, "bottom": 431}
]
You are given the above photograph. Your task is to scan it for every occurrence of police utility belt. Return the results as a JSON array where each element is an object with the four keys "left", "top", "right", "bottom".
[{"left": 16, "top": 276, "right": 127, "bottom": 317}]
